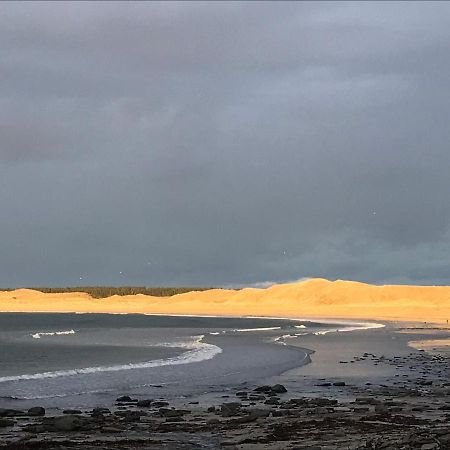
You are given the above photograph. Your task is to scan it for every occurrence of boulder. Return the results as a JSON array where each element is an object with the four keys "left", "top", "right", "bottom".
[
  {"left": 272, "top": 384, "right": 287, "bottom": 394},
  {"left": 27, "top": 407, "right": 45, "bottom": 416},
  {"left": 136, "top": 399, "right": 153, "bottom": 407},
  {"left": 248, "top": 395, "right": 265, "bottom": 401},
  {"left": 309, "top": 398, "right": 337, "bottom": 407},
  {"left": 220, "top": 402, "right": 241, "bottom": 417},
  {"left": 206, "top": 418, "right": 220, "bottom": 425},
  {"left": 152, "top": 401, "right": 169, "bottom": 408},
  {"left": 63, "top": 409, "right": 81, "bottom": 415},
  {"left": 116, "top": 395, "right": 136, "bottom": 403},
  {"left": 92, "top": 407, "right": 110, "bottom": 417},
  {"left": 254, "top": 385, "right": 272, "bottom": 393},
  {"left": 0, "top": 408, "right": 23, "bottom": 417},
  {"left": 159, "top": 408, "right": 185, "bottom": 418},
  {"left": 165, "top": 416, "right": 185, "bottom": 422},
  {"left": 114, "top": 410, "right": 145, "bottom": 422},
  {"left": 247, "top": 408, "right": 270, "bottom": 418},
  {"left": 0, "top": 418, "right": 15, "bottom": 427},
  {"left": 22, "top": 424, "right": 46, "bottom": 433},
  {"left": 52, "top": 415, "right": 84, "bottom": 431}
]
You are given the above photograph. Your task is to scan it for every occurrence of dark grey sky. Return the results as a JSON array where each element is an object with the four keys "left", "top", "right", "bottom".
[{"left": 1, "top": 2, "right": 450, "bottom": 287}]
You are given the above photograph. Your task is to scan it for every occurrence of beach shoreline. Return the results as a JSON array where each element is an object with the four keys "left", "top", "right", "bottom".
[{"left": 1, "top": 317, "right": 449, "bottom": 449}]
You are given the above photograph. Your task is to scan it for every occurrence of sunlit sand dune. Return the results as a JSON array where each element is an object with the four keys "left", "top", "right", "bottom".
[{"left": 0, "top": 278, "right": 449, "bottom": 324}]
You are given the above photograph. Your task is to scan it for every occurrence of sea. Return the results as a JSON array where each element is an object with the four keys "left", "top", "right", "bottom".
[{"left": 0, "top": 313, "right": 376, "bottom": 410}]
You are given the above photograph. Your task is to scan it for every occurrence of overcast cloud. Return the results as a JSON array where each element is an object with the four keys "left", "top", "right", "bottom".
[{"left": 1, "top": 1, "right": 450, "bottom": 287}]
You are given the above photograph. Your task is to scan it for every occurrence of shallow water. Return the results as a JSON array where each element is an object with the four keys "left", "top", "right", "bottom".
[{"left": 0, "top": 313, "right": 340, "bottom": 409}]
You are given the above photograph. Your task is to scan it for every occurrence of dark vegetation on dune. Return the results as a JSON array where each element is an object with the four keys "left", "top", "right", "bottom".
[{"left": 2, "top": 286, "right": 214, "bottom": 298}]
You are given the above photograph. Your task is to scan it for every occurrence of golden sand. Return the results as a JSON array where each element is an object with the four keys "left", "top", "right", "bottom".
[{"left": 1, "top": 278, "right": 449, "bottom": 324}]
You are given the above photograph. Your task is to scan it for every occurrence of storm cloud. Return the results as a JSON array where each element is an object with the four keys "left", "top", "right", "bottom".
[{"left": 1, "top": 2, "right": 450, "bottom": 287}]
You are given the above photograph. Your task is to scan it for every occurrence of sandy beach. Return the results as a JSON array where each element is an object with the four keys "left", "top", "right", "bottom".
[{"left": 1, "top": 278, "right": 450, "bottom": 324}]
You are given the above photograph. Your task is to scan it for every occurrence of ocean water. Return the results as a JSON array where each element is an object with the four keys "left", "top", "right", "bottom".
[{"left": 0, "top": 313, "right": 360, "bottom": 409}]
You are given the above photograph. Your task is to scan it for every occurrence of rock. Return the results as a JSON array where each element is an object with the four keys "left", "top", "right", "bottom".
[
  {"left": 220, "top": 402, "right": 241, "bottom": 417},
  {"left": 333, "top": 381, "right": 346, "bottom": 386},
  {"left": 271, "top": 384, "right": 287, "bottom": 394},
  {"left": 52, "top": 415, "right": 84, "bottom": 431},
  {"left": 152, "top": 401, "right": 169, "bottom": 408},
  {"left": 438, "top": 434, "right": 450, "bottom": 444},
  {"left": 247, "top": 408, "right": 270, "bottom": 418},
  {"left": 308, "top": 398, "right": 338, "bottom": 407},
  {"left": 27, "top": 406, "right": 45, "bottom": 416},
  {"left": 0, "top": 408, "right": 23, "bottom": 417},
  {"left": 207, "top": 406, "right": 216, "bottom": 413},
  {"left": 254, "top": 385, "right": 273, "bottom": 393},
  {"left": 92, "top": 407, "right": 110, "bottom": 417},
  {"left": 116, "top": 395, "right": 136, "bottom": 402},
  {"left": 355, "top": 397, "right": 378, "bottom": 405},
  {"left": 100, "top": 426, "right": 123, "bottom": 433},
  {"left": 229, "top": 413, "right": 259, "bottom": 424},
  {"left": 0, "top": 418, "right": 15, "bottom": 427},
  {"left": 292, "top": 445, "right": 322, "bottom": 450},
  {"left": 412, "top": 406, "right": 427, "bottom": 412},
  {"left": 253, "top": 384, "right": 287, "bottom": 395},
  {"left": 248, "top": 395, "right": 265, "bottom": 401},
  {"left": 136, "top": 399, "right": 153, "bottom": 407},
  {"left": 159, "top": 408, "right": 186, "bottom": 418},
  {"left": 165, "top": 416, "right": 185, "bottom": 422},
  {"left": 292, "top": 447, "right": 322, "bottom": 450},
  {"left": 375, "top": 404, "right": 388, "bottom": 414},
  {"left": 352, "top": 406, "right": 370, "bottom": 412},
  {"left": 63, "top": 409, "right": 82, "bottom": 415},
  {"left": 22, "top": 424, "right": 46, "bottom": 433},
  {"left": 207, "top": 418, "right": 220, "bottom": 425},
  {"left": 114, "top": 410, "right": 144, "bottom": 422}
]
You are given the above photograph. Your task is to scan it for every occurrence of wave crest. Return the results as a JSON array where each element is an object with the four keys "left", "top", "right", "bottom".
[
  {"left": 0, "top": 335, "right": 221, "bottom": 383},
  {"left": 31, "top": 330, "right": 76, "bottom": 339}
]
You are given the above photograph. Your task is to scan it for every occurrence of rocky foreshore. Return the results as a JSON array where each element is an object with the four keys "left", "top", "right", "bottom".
[{"left": 1, "top": 346, "right": 449, "bottom": 450}]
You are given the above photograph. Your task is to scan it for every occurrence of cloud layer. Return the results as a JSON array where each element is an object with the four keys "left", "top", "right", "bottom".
[{"left": 1, "top": 2, "right": 450, "bottom": 287}]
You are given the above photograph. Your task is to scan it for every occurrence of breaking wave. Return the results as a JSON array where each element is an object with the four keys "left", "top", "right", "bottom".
[
  {"left": 31, "top": 330, "right": 76, "bottom": 339},
  {"left": 0, "top": 335, "right": 221, "bottom": 383}
]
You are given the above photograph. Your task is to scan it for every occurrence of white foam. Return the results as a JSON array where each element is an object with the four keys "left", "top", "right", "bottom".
[
  {"left": 313, "top": 321, "right": 385, "bottom": 335},
  {"left": 232, "top": 326, "right": 281, "bottom": 332},
  {"left": 273, "top": 334, "right": 296, "bottom": 345},
  {"left": 313, "top": 330, "right": 334, "bottom": 335},
  {"left": 0, "top": 335, "right": 222, "bottom": 383},
  {"left": 295, "top": 325, "right": 306, "bottom": 329},
  {"left": 31, "top": 330, "right": 76, "bottom": 339}
]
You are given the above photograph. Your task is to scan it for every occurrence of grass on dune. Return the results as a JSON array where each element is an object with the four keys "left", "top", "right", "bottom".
[{"left": 2, "top": 286, "right": 214, "bottom": 298}]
